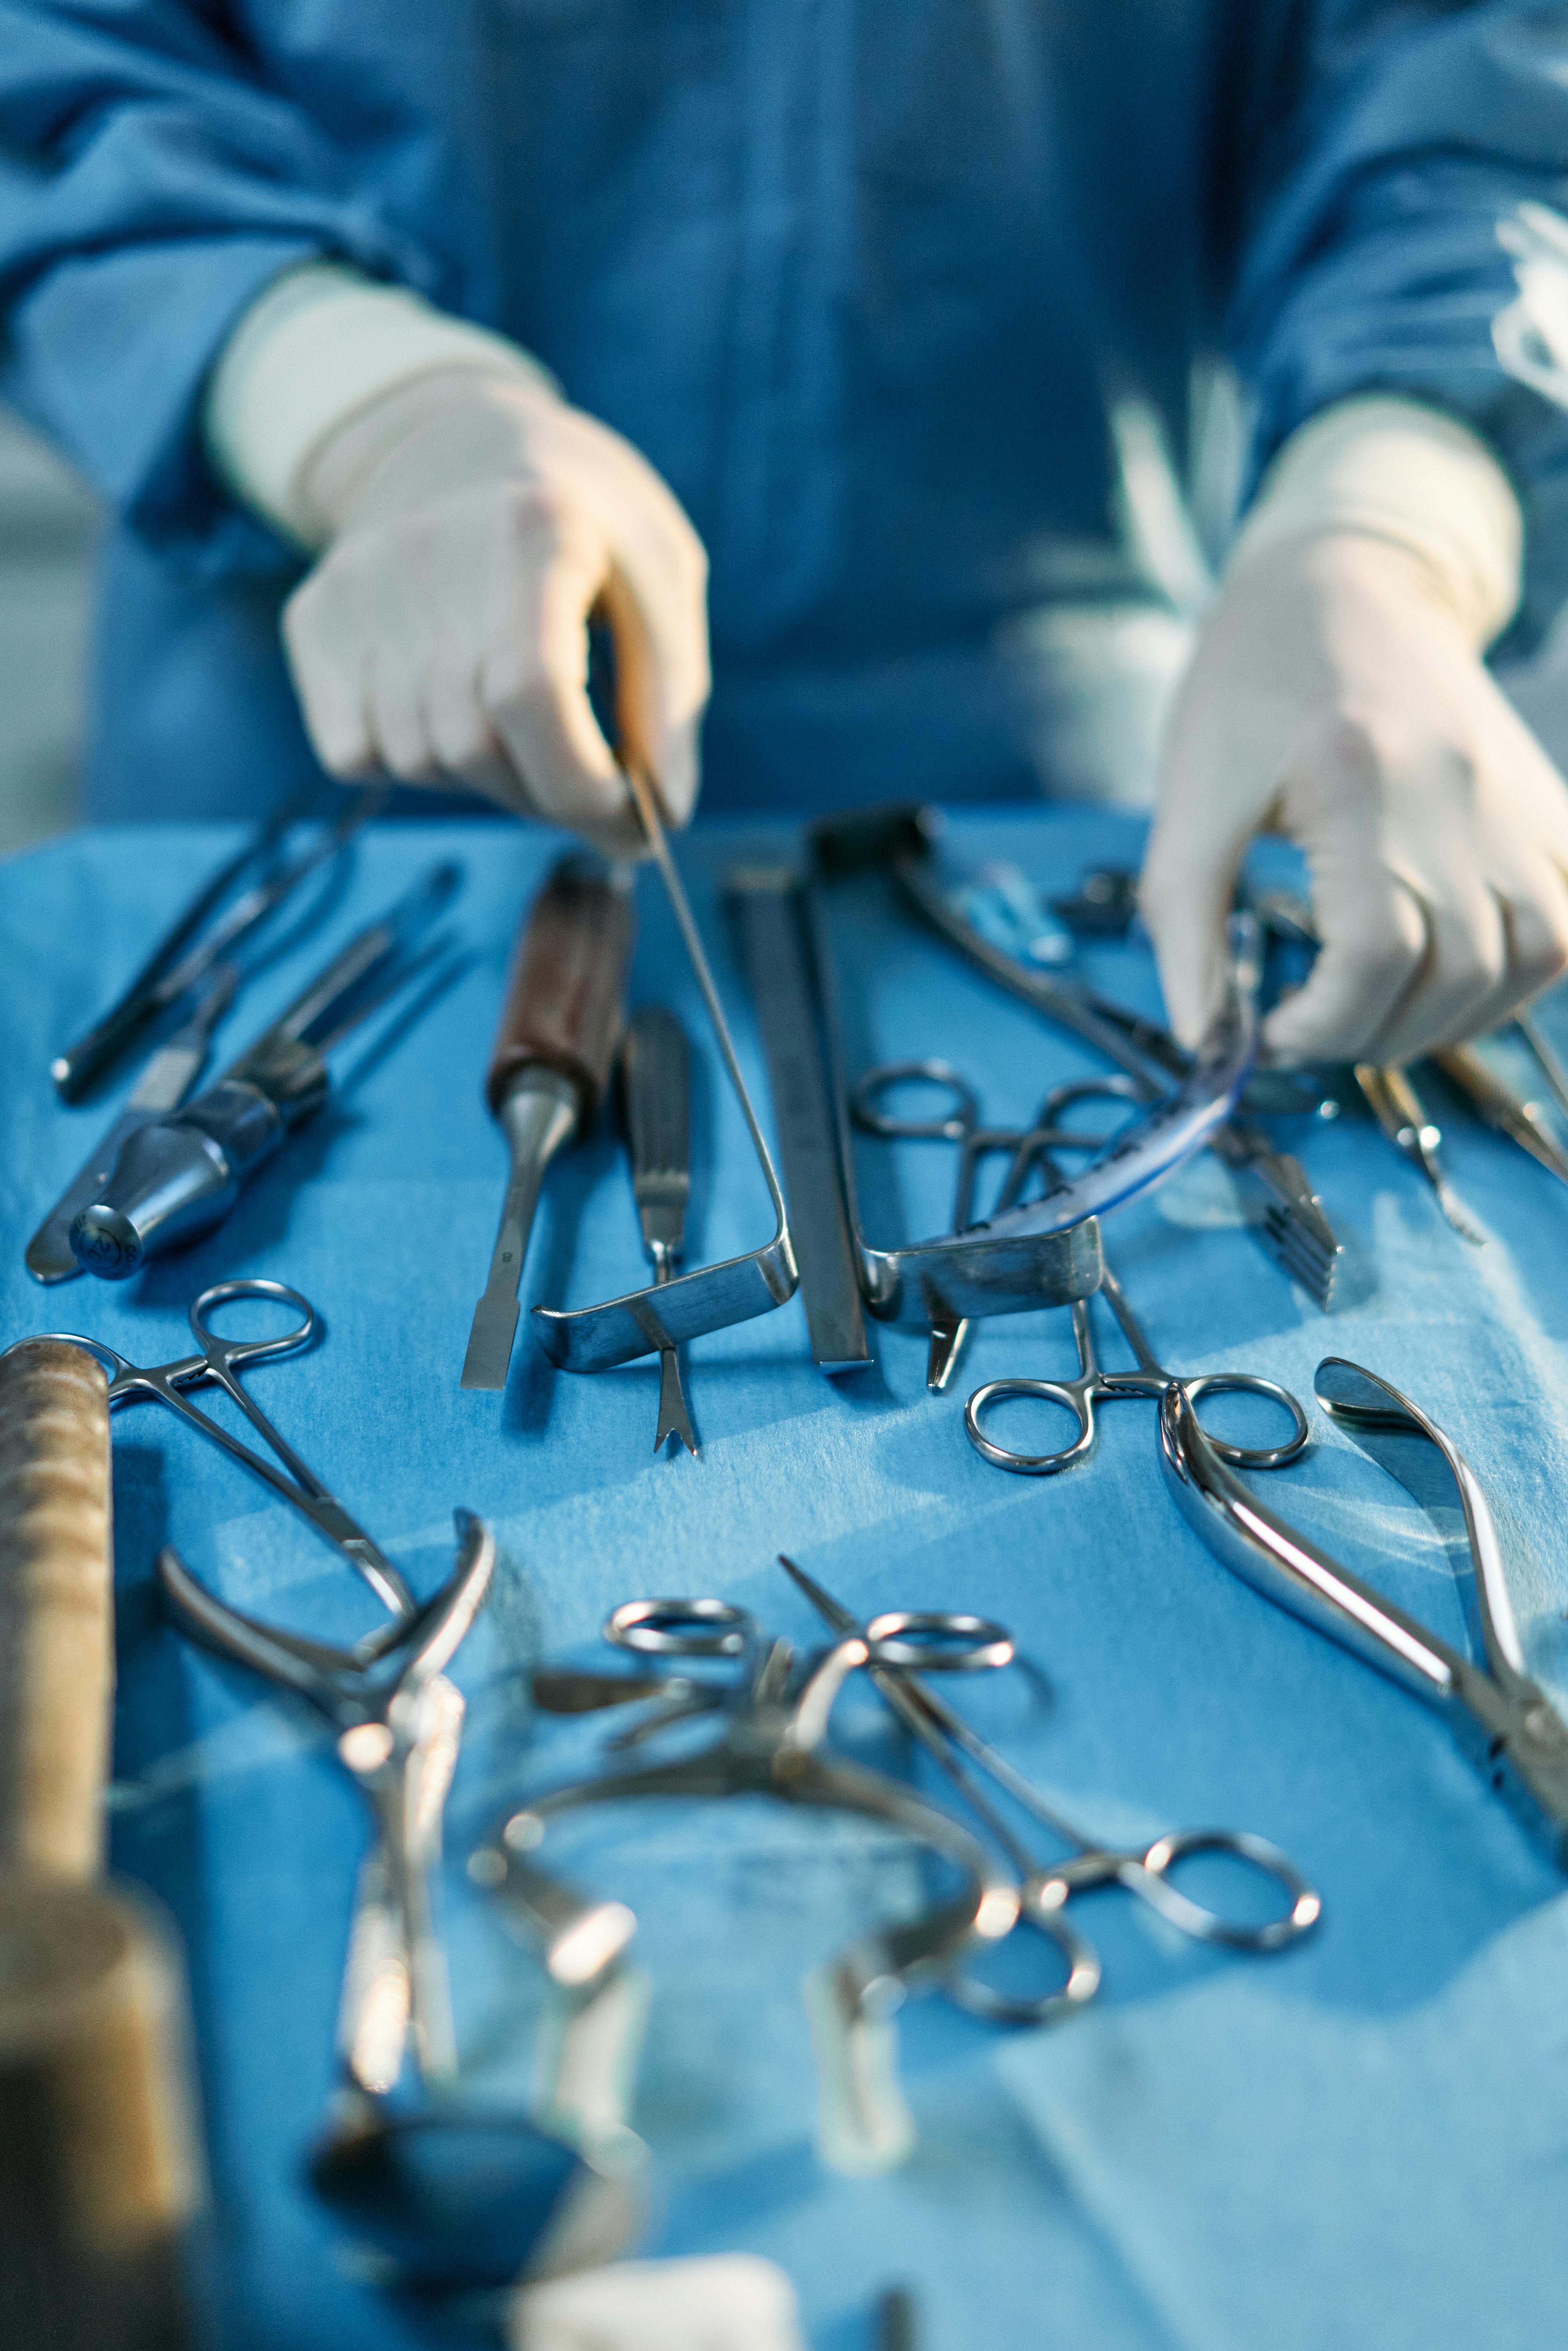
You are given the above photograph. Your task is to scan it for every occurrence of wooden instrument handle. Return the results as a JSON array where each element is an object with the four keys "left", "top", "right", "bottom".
[
  {"left": 0, "top": 1339, "right": 112, "bottom": 1880},
  {"left": 0, "top": 1341, "right": 207, "bottom": 2346},
  {"left": 0, "top": 1877, "right": 206, "bottom": 2348},
  {"left": 486, "top": 858, "right": 636, "bottom": 1121}
]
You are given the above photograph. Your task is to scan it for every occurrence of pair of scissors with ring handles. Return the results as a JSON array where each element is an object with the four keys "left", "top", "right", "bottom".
[
  {"left": 40, "top": 1276, "right": 413, "bottom": 1619},
  {"left": 779, "top": 1556, "right": 1322, "bottom": 2025}
]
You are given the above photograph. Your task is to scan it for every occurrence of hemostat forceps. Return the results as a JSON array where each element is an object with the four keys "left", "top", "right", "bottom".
[
  {"left": 907, "top": 1075, "right": 1313, "bottom": 1475},
  {"left": 159, "top": 1512, "right": 496, "bottom": 2080},
  {"left": 851, "top": 1063, "right": 1133, "bottom": 1389},
  {"left": 39, "top": 1278, "right": 412, "bottom": 1616},
  {"left": 779, "top": 1557, "right": 1322, "bottom": 2025},
  {"left": 1161, "top": 1360, "right": 1568, "bottom": 1866}
]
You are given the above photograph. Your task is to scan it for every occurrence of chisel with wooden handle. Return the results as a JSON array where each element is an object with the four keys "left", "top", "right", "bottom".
[
  {"left": 0, "top": 1339, "right": 207, "bottom": 2350},
  {"left": 461, "top": 857, "right": 636, "bottom": 1391}
]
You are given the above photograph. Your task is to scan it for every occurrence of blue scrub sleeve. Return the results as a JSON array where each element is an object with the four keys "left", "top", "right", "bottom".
[
  {"left": 0, "top": 2, "right": 455, "bottom": 572},
  {"left": 1230, "top": 0, "right": 1568, "bottom": 641}
]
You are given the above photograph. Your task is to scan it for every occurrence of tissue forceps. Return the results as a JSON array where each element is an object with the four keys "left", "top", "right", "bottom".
[
  {"left": 779, "top": 1556, "right": 1323, "bottom": 2024},
  {"left": 40, "top": 1277, "right": 413, "bottom": 1616}
]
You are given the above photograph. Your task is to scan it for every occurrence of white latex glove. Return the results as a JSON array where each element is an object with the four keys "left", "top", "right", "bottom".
[
  {"left": 206, "top": 265, "right": 709, "bottom": 854},
  {"left": 1140, "top": 401, "right": 1568, "bottom": 1067},
  {"left": 511, "top": 2255, "right": 808, "bottom": 2351}
]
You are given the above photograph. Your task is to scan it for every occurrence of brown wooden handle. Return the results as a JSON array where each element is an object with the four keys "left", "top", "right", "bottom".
[
  {"left": 0, "top": 1876, "right": 206, "bottom": 2348},
  {"left": 486, "top": 858, "right": 636, "bottom": 1121},
  {"left": 0, "top": 1340, "right": 112, "bottom": 1881}
]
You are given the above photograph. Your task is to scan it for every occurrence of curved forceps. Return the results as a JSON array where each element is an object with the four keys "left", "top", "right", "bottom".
[
  {"left": 42, "top": 1277, "right": 412, "bottom": 1616},
  {"left": 780, "top": 1557, "right": 1321, "bottom": 2026},
  {"left": 951, "top": 1077, "right": 1309, "bottom": 1478}
]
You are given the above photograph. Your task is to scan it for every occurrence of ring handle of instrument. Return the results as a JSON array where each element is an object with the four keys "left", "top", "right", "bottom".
[
  {"left": 850, "top": 1059, "right": 978, "bottom": 1142},
  {"left": 1034, "top": 1828, "right": 1322, "bottom": 1952},
  {"left": 605, "top": 1597, "right": 752, "bottom": 1659},
  {"left": 188, "top": 1277, "right": 318, "bottom": 1363},
  {"left": 1178, "top": 1374, "right": 1310, "bottom": 1469},
  {"left": 966, "top": 1374, "right": 1308, "bottom": 1474},
  {"left": 864, "top": 1610, "right": 1014, "bottom": 1674},
  {"left": 942, "top": 1905, "right": 1102, "bottom": 2029},
  {"left": 964, "top": 1378, "right": 1097, "bottom": 1475}
]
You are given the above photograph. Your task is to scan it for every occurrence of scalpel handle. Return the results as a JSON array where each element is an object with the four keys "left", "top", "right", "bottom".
[{"left": 486, "top": 857, "right": 635, "bottom": 1123}]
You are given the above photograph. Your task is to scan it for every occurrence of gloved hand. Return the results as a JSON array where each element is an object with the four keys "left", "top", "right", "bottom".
[
  {"left": 1140, "top": 429, "right": 1568, "bottom": 1069},
  {"left": 278, "top": 364, "right": 710, "bottom": 853},
  {"left": 511, "top": 2254, "right": 807, "bottom": 2350}
]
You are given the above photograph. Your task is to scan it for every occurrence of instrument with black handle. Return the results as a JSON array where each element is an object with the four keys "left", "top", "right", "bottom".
[
  {"left": 621, "top": 1005, "right": 698, "bottom": 1452},
  {"left": 461, "top": 857, "right": 636, "bottom": 1391},
  {"left": 68, "top": 862, "right": 458, "bottom": 1281}
]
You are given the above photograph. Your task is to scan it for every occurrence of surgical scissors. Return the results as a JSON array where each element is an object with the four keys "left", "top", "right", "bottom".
[
  {"left": 779, "top": 1556, "right": 1323, "bottom": 2024},
  {"left": 40, "top": 1277, "right": 413, "bottom": 1616}
]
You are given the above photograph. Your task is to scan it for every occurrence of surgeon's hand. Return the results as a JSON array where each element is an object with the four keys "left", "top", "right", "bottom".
[
  {"left": 1139, "top": 529, "right": 1568, "bottom": 1066},
  {"left": 280, "top": 366, "right": 710, "bottom": 855}
]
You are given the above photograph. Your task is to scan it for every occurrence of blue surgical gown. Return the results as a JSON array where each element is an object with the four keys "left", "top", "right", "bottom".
[{"left": 0, "top": 1, "right": 1565, "bottom": 822}]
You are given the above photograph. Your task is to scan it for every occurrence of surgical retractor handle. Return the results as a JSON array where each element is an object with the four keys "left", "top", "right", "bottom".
[{"left": 485, "top": 857, "right": 635, "bottom": 1122}]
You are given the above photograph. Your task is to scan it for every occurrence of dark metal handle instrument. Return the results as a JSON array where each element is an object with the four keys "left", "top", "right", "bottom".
[
  {"left": 49, "top": 792, "right": 381, "bottom": 1102},
  {"left": 27, "top": 966, "right": 239, "bottom": 1284},
  {"left": 69, "top": 863, "right": 459, "bottom": 1280},
  {"left": 727, "top": 868, "right": 871, "bottom": 1374},
  {"left": 462, "top": 858, "right": 636, "bottom": 1391}
]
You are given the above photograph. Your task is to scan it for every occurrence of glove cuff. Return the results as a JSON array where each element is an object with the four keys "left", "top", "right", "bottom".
[
  {"left": 203, "top": 261, "right": 559, "bottom": 549},
  {"left": 1228, "top": 396, "right": 1524, "bottom": 648}
]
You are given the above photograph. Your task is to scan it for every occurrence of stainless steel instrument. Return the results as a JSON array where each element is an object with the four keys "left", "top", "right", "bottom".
[
  {"left": 50, "top": 789, "right": 384, "bottom": 1102},
  {"left": 1435, "top": 1041, "right": 1568, "bottom": 1189},
  {"left": 620, "top": 1005, "right": 699, "bottom": 1452},
  {"left": 36, "top": 1278, "right": 413, "bottom": 1616},
  {"left": 1352, "top": 1061, "right": 1485, "bottom": 1244},
  {"left": 530, "top": 767, "right": 800, "bottom": 1373},
  {"left": 1160, "top": 1360, "right": 1568, "bottom": 1866},
  {"left": 802, "top": 811, "right": 1267, "bottom": 1349},
  {"left": 70, "top": 861, "right": 458, "bottom": 1280},
  {"left": 479, "top": 1595, "right": 1014, "bottom": 2171},
  {"left": 27, "top": 964, "right": 238, "bottom": 1283},
  {"left": 860, "top": 808, "right": 1343, "bottom": 1308},
  {"left": 461, "top": 857, "right": 635, "bottom": 1391},
  {"left": 727, "top": 864, "right": 872, "bottom": 1375},
  {"left": 160, "top": 1514, "right": 494, "bottom": 2080},
  {"left": 779, "top": 1557, "right": 1321, "bottom": 2026}
]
